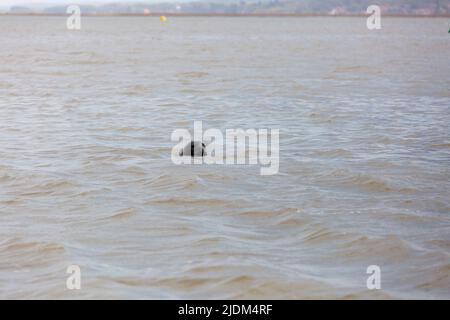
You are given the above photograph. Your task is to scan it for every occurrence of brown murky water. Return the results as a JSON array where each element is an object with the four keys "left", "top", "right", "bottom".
[{"left": 0, "top": 16, "right": 449, "bottom": 299}]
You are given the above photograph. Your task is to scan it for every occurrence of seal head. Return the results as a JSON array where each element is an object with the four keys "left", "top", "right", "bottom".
[{"left": 179, "top": 141, "right": 206, "bottom": 157}]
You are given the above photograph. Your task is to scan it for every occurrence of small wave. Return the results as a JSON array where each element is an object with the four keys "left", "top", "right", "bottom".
[
  {"left": 143, "top": 174, "right": 205, "bottom": 191},
  {"left": 155, "top": 277, "right": 213, "bottom": 289},
  {"left": 121, "top": 85, "right": 149, "bottom": 96},
  {"left": 340, "top": 291, "right": 395, "bottom": 300},
  {"left": 348, "top": 174, "right": 393, "bottom": 192},
  {"left": 20, "top": 180, "right": 76, "bottom": 196},
  {"left": 429, "top": 143, "right": 450, "bottom": 149},
  {"left": 221, "top": 275, "right": 255, "bottom": 286},
  {"left": 301, "top": 227, "right": 345, "bottom": 244},
  {"left": 146, "top": 197, "right": 230, "bottom": 207},
  {"left": 0, "top": 173, "right": 16, "bottom": 183},
  {"left": 120, "top": 165, "right": 147, "bottom": 176},
  {"left": 0, "top": 199, "right": 22, "bottom": 205},
  {"left": 312, "top": 149, "right": 352, "bottom": 158},
  {"left": 0, "top": 238, "right": 66, "bottom": 257},
  {"left": 104, "top": 208, "right": 137, "bottom": 220},
  {"left": 307, "top": 112, "right": 337, "bottom": 122},
  {"left": 0, "top": 82, "right": 13, "bottom": 89},
  {"left": 116, "top": 126, "right": 146, "bottom": 133},
  {"left": 228, "top": 277, "right": 343, "bottom": 300},
  {"left": 69, "top": 60, "right": 110, "bottom": 65},
  {"left": 332, "top": 65, "right": 374, "bottom": 73},
  {"left": 338, "top": 235, "right": 413, "bottom": 262},
  {"left": 177, "top": 71, "right": 209, "bottom": 78},
  {"left": 415, "top": 264, "right": 450, "bottom": 291},
  {"left": 192, "top": 236, "right": 224, "bottom": 246},
  {"left": 323, "top": 169, "right": 415, "bottom": 193},
  {"left": 276, "top": 217, "right": 309, "bottom": 227}
]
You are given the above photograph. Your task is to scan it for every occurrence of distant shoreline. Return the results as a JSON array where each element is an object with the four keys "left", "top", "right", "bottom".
[{"left": 1, "top": 12, "right": 449, "bottom": 18}]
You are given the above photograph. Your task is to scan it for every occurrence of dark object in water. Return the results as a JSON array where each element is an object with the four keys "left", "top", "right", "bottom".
[{"left": 179, "top": 141, "right": 206, "bottom": 157}]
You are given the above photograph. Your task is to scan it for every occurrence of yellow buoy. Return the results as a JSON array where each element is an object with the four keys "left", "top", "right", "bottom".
[{"left": 160, "top": 15, "right": 167, "bottom": 22}]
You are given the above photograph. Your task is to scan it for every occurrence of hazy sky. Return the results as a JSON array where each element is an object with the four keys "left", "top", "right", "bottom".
[
  {"left": 0, "top": 0, "right": 205, "bottom": 10},
  {"left": 1, "top": 0, "right": 193, "bottom": 6}
]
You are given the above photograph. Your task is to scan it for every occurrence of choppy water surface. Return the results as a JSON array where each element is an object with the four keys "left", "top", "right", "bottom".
[{"left": 0, "top": 16, "right": 449, "bottom": 299}]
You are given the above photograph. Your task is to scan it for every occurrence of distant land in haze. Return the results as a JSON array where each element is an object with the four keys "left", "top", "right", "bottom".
[{"left": 2, "top": 0, "right": 450, "bottom": 16}]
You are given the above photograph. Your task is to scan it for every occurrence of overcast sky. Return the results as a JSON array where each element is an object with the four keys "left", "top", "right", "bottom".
[
  {"left": 0, "top": 0, "right": 208, "bottom": 10},
  {"left": 1, "top": 0, "right": 195, "bottom": 7}
]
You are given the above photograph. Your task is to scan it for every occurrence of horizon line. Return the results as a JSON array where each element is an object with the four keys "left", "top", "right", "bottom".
[{"left": 1, "top": 12, "right": 450, "bottom": 18}]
